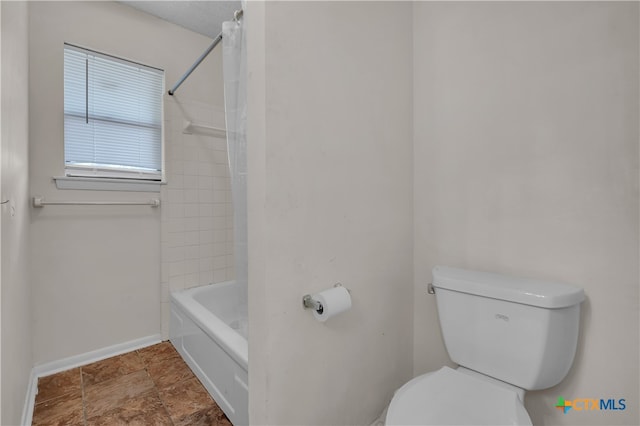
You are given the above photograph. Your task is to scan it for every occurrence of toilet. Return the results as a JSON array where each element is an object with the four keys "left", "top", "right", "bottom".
[{"left": 386, "top": 266, "right": 585, "bottom": 425}]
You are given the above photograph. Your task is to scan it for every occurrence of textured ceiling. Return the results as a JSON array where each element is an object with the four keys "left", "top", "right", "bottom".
[{"left": 120, "top": 1, "right": 242, "bottom": 39}]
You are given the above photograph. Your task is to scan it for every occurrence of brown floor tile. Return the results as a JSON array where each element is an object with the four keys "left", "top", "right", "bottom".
[
  {"left": 32, "top": 392, "right": 83, "bottom": 426},
  {"left": 137, "top": 341, "right": 179, "bottom": 365},
  {"left": 159, "top": 376, "right": 215, "bottom": 422},
  {"left": 84, "top": 370, "right": 156, "bottom": 419},
  {"left": 174, "top": 405, "right": 233, "bottom": 426},
  {"left": 147, "top": 353, "right": 196, "bottom": 389},
  {"left": 82, "top": 351, "right": 145, "bottom": 386},
  {"left": 31, "top": 343, "right": 229, "bottom": 426},
  {"left": 86, "top": 393, "right": 172, "bottom": 426},
  {"left": 35, "top": 368, "right": 82, "bottom": 405}
]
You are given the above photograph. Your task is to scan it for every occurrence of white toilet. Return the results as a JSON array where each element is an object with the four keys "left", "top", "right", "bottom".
[{"left": 386, "top": 266, "right": 585, "bottom": 426}]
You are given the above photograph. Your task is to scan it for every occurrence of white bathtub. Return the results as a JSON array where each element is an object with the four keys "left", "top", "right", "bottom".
[{"left": 170, "top": 281, "right": 248, "bottom": 425}]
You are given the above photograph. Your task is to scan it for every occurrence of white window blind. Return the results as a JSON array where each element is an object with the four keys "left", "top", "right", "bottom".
[{"left": 64, "top": 44, "right": 164, "bottom": 180}]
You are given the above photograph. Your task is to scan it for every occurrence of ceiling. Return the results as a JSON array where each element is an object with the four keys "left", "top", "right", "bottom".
[{"left": 119, "top": 1, "right": 242, "bottom": 39}]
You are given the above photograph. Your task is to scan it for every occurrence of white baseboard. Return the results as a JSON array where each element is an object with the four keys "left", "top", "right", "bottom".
[
  {"left": 20, "top": 369, "right": 38, "bottom": 426},
  {"left": 31, "top": 334, "right": 162, "bottom": 378},
  {"left": 21, "top": 334, "right": 162, "bottom": 426}
]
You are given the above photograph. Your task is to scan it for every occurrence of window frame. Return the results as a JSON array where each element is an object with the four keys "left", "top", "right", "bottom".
[{"left": 62, "top": 43, "right": 166, "bottom": 189}]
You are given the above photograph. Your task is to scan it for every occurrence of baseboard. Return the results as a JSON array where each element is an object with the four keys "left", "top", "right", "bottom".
[
  {"left": 20, "top": 369, "right": 38, "bottom": 426},
  {"left": 21, "top": 334, "right": 162, "bottom": 425}
]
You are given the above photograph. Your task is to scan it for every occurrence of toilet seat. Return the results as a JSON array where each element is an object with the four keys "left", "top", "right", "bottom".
[{"left": 385, "top": 366, "right": 532, "bottom": 426}]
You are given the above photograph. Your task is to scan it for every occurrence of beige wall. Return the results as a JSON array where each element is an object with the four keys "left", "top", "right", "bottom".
[
  {"left": 413, "top": 2, "right": 639, "bottom": 425},
  {"left": 1, "top": 1, "right": 32, "bottom": 423},
  {"left": 247, "top": 2, "right": 414, "bottom": 424},
  {"left": 29, "top": 1, "right": 222, "bottom": 365}
]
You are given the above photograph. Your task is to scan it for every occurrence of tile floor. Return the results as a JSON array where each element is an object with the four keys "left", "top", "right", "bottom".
[{"left": 32, "top": 342, "right": 233, "bottom": 426}]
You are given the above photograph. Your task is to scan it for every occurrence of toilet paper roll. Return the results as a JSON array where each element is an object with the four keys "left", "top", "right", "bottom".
[{"left": 312, "top": 286, "right": 352, "bottom": 322}]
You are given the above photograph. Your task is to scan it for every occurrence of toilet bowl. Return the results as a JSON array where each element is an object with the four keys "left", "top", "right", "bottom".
[
  {"left": 385, "top": 366, "right": 531, "bottom": 425},
  {"left": 385, "top": 266, "right": 584, "bottom": 426}
]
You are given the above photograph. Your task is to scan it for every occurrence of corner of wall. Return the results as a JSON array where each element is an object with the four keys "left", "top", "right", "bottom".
[
  {"left": 245, "top": 1, "right": 268, "bottom": 423},
  {"left": 1, "top": 1, "right": 33, "bottom": 424}
]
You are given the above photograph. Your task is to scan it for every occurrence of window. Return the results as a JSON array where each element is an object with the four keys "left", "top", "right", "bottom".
[{"left": 64, "top": 44, "right": 164, "bottom": 181}]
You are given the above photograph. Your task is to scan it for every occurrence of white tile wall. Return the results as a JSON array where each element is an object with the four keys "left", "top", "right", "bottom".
[{"left": 160, "top": 98, "right": 234, "bottom": 338}]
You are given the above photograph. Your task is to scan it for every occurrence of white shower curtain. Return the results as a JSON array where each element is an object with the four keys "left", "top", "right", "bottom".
[{"left": 222, "top": 12, "right": 247, "bottom": 305}]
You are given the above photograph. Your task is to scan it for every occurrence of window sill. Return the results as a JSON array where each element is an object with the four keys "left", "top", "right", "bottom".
[{"left": 53, "top": 176, "right": 164, "bottom": 192}]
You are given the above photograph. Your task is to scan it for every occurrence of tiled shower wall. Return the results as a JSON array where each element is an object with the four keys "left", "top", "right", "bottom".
[{"left": 160, "top": 99, "right": 234, "bottom": 338}]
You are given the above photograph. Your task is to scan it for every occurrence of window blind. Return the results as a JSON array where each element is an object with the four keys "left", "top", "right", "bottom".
[{"left": 64, "top": 44, "right": 164, "bottom": 180}]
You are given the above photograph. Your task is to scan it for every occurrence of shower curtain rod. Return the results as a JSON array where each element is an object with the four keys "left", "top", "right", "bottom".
[{"left": 168, "top": 9, "right": 243, "bottom": 96}]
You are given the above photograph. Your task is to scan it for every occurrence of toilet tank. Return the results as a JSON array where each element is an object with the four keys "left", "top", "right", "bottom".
[{"left": 432, "top": 266, "right": 584, "bottom": 391}]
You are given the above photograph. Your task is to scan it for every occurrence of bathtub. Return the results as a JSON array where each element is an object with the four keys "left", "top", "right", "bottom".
[{"left": 170, "top": 281, "right": 248, "bottom": 425}]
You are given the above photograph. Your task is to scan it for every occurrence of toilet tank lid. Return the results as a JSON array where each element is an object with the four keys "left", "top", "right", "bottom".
[{"left": 432, "top": 266, "right": 585, "bottom": 308}]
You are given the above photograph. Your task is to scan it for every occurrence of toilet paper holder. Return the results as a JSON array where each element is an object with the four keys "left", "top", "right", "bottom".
[
  {"left": 302, "top": 294, "right": 324, "bottom": 314},
  {"left": 302, "top": 283, "right": 348, "bottom": 314}
]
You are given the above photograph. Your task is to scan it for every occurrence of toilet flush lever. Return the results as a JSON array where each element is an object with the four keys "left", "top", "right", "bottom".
[{"left": 427, "top": 283, "right": 435, "bottom": 295}]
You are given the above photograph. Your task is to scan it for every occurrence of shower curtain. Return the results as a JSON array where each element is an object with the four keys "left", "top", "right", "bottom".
[{"left": 222, "top": 12, "right": 247, "bottom": 305}]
